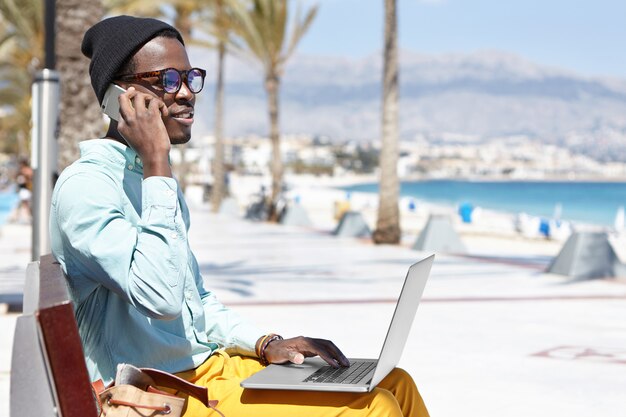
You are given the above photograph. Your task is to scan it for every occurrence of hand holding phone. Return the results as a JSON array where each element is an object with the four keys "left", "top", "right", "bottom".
[
  {"left": 111, "top": 86, "right": 172, "bottom": 178},
  {"left": 101, "top": 84, "right": 126, "bottom": 121}
]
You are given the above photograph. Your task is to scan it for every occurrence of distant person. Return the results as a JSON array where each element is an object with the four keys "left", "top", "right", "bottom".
[
  {"left": 334, "top": 191, "right": 352, "bottom": 221},
  {"left": 12, "top": 159, "right": 33, "bottom": 223},
  {"left": 49, "top": 15, "right": 429, "bottom": 417}
]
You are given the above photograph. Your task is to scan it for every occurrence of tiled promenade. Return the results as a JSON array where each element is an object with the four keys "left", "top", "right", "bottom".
[{"left": 1, "top": 207, "right": 625, "bottom": 416}]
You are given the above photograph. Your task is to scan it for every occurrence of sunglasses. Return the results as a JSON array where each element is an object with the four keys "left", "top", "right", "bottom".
[{"left": 117, "top": 67, "right": 206, "bottom": 94}]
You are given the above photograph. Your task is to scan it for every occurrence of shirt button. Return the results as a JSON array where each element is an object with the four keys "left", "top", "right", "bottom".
[
  {"left": 128, "top": 164, "right": 134, "bottom": 170},
  {"left": 171, "top": 232, "right": 178, "bottom": 239}
]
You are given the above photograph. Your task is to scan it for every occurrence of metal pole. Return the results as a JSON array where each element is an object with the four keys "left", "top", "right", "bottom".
[
  {"left": 30, "top": 0, "right": 58, "bottom": 260},
  {"left": 31, "top": 70, "right": 59, "bottom": 261},
  {"left": 44, "top": 0, "right": 56, "bottom": 69}
]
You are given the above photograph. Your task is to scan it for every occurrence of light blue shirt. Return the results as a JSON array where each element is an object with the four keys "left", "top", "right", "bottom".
[{"left": 50, "top": 139, "right": 264, "bottom": 383}]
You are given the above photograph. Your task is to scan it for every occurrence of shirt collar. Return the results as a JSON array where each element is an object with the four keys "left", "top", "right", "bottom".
[{"left": 79, "top": 139, "right": 144, "bottom": 173}]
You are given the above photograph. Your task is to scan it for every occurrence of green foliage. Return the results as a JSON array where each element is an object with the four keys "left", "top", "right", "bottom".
[
  {"left": 287, "top": 159, "right": 334, "bottom": 176},
  {"left": 225, "top": 0, "right": 318, "bottom": 217},
  {"left": 0, "top": 0, "right": 44, "bottom": 156},
  {"left": 333, "top": 145, "right": 380, "bottom": 174},
  {"left": 227, "top": 0, "right": 317, "bottom": 77},
  {"left": 103, "top": 0, "right": 163, "bottom": 17}
]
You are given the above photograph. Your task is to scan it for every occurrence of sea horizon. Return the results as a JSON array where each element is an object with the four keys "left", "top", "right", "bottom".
[{"left": 340, "top": 179, "right": 626, "bottom": 228}]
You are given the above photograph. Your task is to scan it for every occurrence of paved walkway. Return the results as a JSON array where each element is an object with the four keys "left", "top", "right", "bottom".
[{"left": 1, "top": 207, "right": 625, "bottom": 416}]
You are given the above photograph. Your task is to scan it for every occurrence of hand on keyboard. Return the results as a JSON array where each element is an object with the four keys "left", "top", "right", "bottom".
[{"left": 263, "top": 336, "right": 351, "bottom": 368}]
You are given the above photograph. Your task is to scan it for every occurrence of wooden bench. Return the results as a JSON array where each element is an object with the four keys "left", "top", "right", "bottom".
[{"left": 10, "top": 254, "right": 98, "bottom": 417}]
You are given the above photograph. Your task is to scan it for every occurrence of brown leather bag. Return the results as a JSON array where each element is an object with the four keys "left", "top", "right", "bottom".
[{"left": 93, "top": 365, "right": 222, "bottom": 417}]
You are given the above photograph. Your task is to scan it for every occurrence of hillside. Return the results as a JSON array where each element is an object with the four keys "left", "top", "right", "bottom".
[{"left": 189, "top": 49, "right": 626, "bottom": 162}]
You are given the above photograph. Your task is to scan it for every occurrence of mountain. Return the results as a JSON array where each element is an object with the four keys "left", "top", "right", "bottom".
[{"left": 188, "top": 48, "right": 626, "bottom": 162}]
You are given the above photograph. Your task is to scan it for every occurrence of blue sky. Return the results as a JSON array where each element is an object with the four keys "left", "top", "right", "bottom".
[{"left": 297, "top": 0, "right": 626, "bottom": 78}]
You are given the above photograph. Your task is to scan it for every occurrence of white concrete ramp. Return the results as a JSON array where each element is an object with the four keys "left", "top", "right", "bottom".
[
  {"left": 547, "top": 231, "right": 622, "bottom": 279},
  {"left": 413, "top": 214, "right": 466, "bottom": 254},
  {"left": 333, "top": 211, "right": 371, "bottom": 238}
]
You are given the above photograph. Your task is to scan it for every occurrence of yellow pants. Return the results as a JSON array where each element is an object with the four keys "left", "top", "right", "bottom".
[{"left": 177, "top": 351, "right": 429, "bottom": 417}]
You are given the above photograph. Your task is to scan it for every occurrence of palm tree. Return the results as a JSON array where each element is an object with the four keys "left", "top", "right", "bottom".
[
  {"left": 55, "top": 0, "right": 105, "bottom": 170},
  {"left": 0, "top": 58, "right": 34, "bottom": 156},
  {"left": 228, "top": 0, "right": 317, "bottom": 221},
  {"left": 195, "top": 0, "right": 252, "bottom": 213},
  {"left": 171, "top": 3, "right": 200, "bottom": 195},
  {"left": 210, "top": 15, "right": 228, "bottom": 214},
  {"left": 0, "top": 0, "right": 44, "bottom": 158},
  {"left": 373, "top": 0, "right": 401, "bottom": 244},
  {"left": 195, "top": 0, "right": 231, "bottom": 213}
]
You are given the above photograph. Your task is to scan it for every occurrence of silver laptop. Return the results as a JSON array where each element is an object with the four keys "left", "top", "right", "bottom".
[{"left": 240, "top": 254, "right": 434, "bottom": 393}]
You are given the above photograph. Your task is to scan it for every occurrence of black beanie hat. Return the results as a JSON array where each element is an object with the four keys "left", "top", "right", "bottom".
[{"left": 81, "top": 15, "right": 185, "bottom": 104}]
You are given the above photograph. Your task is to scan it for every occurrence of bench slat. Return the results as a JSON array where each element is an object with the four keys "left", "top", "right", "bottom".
[
  {"left": 38, "top": 303, "right": 98, "bottom": 417},
  {"left": 38, "top": 254, "right": 72, "bottom": 310},
  {"left": 37, "top": 255, "right": 98, "bottom": 417}
]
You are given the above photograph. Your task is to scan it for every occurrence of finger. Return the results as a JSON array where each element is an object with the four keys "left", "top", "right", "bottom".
[
  {"left": 147, "top": 96, "right": 165, "bottom": 116},
  {"left": 306, "top": 339, "right": 349, "bottom": 368},
  {"left": 288, "top": 351, "right": 305, "bottom": 365},
  {"left": 130, "top": 92, "right": 151, "bottom": 114},
  {"left": 124, "top": 89, "right": 151, "bottom": 112},
  {"left": 315, "top": 350, "right": 341, "bottom": 368},
  {"left": 148, "top": 97, "right": 168, "bottom": 117},
  {"left": 318, "top": 340, "right": 350, "bottom": 367},
  {"left": 265, "top": 339, "right": 308, "bottom": 365},
  {"left": 118, "top": 88, "right": 138, "bottom": 121},
  {"left": 299, "top": 339, "right": 341, "bottom": 368},
  {"left": 157, "top": 99, "right": 169, "bottom": 117}
]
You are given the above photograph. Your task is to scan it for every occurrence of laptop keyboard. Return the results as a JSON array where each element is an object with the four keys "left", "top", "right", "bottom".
[{"left": 303, "top": 361, "right": 376, "bottom": 384}]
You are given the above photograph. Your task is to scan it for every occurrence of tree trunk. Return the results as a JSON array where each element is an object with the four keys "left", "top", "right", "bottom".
[
  {"left": 264, "top": 74, "right": 283, "bottom": 222},
  {"left": 211, "top": 40, "right": 227, "bottom": 213},
  {"left": 373, "top": 0, "right": 401, "bottom": 244},
  {"left": 55, "top": 0, "right": 105, "bottom": 171}
]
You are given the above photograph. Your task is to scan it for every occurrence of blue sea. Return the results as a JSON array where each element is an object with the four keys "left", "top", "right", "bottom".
[
  {"left": 0, "top": 190, "right": 18, "bottom": 225},
  {"left": 341, "top": 180, "right": 626, "bottom": 227}
]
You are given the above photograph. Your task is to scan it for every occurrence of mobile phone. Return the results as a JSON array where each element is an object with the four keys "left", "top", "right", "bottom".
[{"left": 101, "top": 83, "right": 126, "bottom": 121}]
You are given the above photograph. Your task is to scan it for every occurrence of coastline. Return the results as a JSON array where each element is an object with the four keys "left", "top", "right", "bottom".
[
  {"left": 397, "top": 174, "right": 626, "bottom": 183},
  {"left": 218, "top": 173, "right": 626, "bottom": 260},
  {"left": 336, "top": 177, "right": 626, "bottom": 229}
]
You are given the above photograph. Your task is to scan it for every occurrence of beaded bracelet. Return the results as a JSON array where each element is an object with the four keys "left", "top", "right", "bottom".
[
  {"left": 255, "top": 335, "right": 271, "bottom": 358},
  {"left": 259, "top": 334, "right": 283, "bottom": 366},
  {"left": 255, "top": 334, "right": 279, "bottom": 359}
]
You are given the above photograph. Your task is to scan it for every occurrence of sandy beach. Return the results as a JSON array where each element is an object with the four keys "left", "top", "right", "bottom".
[
  {"left": 210, "top": 173, "right": 578, "bottom": 256},
  {"left": 209, "top": 172, "right": 626, "bottom": 267}
]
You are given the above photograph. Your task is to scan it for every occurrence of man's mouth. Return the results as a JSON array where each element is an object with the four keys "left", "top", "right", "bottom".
[{"left": 171, "top": 109, "right": 194, "bottom": 124}]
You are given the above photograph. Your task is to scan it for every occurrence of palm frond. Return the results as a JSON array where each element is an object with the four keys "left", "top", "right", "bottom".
[
  {"left": 227, "top": 0, "right": 266, "bottom": 63},
  {"left": 225, "top": 0, "right": 317, "bottom": 76},
  {"left": 0, "top": 31, "right": 15, "bottom": 49},
  {"left": 103, "top": 0, "right": 162, "bottom": 16},
  {"left": 284, "top": 3, "right": 318, "bottom": 63},
  {"left": 0, "top": 0, "right": 43, "bottom": 153}
]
